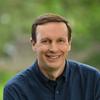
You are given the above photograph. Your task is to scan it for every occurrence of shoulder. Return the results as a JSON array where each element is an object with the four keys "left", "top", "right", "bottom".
[
  {"left": 68, "top": 59, "right": 100, "bottom": 73},
  {"left": 67, "top": 59, "right": 100, "bottom": 79},
  {"left": 4, "top": 64, "right": 35, "bottom": 91}
]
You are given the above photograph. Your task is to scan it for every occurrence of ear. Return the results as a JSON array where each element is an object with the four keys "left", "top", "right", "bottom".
[
  {"left": 30, "top": 37, "right": 36, "bottom": 51},
  {"left": 68, "top": 40, "right": 71, "bottom": 51},
  {"left": 30, "top": 37, "right": 32, "bottom": 41},
  {"left": 30, "top": 37, "right": 35, "bottom": 45}
]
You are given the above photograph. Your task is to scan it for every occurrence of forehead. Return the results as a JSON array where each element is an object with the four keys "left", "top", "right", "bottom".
[
  {"left": 36, "top": 22, "right": 67, "bottom": 32},
  {"left": 36, "top": 22, "right": 68, "bottom": 38}
]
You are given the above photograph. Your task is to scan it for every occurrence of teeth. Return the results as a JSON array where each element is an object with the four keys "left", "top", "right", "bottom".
[
  {"left": 47, "top": 55, "right": 60, "bottom": 59},
  {"left": 51, "top": 56, "right": 59, "bottom": 58}
]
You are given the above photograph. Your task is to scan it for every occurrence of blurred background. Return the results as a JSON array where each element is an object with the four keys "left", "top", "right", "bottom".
[{"left": 0, "top": 0, "right": 100, "bottom": 99}]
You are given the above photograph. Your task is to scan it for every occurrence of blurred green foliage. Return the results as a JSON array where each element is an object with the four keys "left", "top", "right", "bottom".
[
  {"left": 0, "top": 70, "right": 16, "bottom": 100},
  {"left": 0, "top": 0, "right": 100, "bottom": 99},
  {"left": 0, "top": 0, "right": 100, "bottom": 54}
]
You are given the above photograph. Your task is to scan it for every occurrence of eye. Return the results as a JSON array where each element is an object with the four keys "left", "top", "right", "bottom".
[
  {"left": 42, "top": 40, "right": 48, "bottom": 43},
  {"left": 57, "top": 38, "right": 66, "bottom": 43},
  {"left": 41, "top": 39, "right": 51, "bottom": 44}
]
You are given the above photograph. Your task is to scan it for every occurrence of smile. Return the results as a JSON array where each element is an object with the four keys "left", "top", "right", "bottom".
[{"left": 45, "top": 54, "right": 61, "bottom": 60}]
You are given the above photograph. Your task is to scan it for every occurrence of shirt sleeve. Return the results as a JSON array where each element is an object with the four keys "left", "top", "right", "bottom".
[
  {"left": 3, "top": 84, "right": 24, "bottom": 100},
  {"left": 3, "top": 85, "right": 16, "bottom": 100},
  {"left": 95, "top": 72, "right": 100, "bottom": 100}
]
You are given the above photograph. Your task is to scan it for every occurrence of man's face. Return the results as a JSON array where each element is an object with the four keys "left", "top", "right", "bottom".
[{"left": 32, "top": 22, "right": 71, "bottom": 71}]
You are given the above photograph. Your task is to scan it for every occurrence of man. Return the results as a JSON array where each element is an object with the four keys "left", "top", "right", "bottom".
[{"left": 4, "top": 13, "right": 100, "bottom": 100}]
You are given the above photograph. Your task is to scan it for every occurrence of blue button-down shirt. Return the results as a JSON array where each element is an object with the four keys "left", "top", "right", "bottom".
[{"left": 3, "top": 60, "right": 100, "bottom": 100}]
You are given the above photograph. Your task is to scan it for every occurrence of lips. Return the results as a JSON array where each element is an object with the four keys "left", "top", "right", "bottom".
[{"left": 45, "top": 54, "right": 61, "bottom": 61}]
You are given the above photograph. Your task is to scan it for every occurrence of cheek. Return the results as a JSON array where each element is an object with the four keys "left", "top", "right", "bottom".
[
  {"left": 59, "top": 45, "right": 70, "bottom": 52},
  {"left": 35, "top": 45, "right": 49, "bottom": 53}
]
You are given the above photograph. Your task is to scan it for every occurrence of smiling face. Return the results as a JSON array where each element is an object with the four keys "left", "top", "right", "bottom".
[{"left": 32, "top": 22, "right": 71, "bottom": 72}]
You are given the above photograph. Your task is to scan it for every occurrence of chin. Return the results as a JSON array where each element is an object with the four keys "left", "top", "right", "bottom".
[{"left": 46, "top": 62, "right": 63, "bottom": 69}]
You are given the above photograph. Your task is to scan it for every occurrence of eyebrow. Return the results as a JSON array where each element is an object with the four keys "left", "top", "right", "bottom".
[
  {"left": 40, "top": 37, "right": 50, "bottom": 41},
  {"left": 40, "top": 37, "right": 67, "bottom": 41}
]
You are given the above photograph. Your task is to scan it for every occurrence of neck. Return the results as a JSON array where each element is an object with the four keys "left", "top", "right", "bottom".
[
  {"left": 46, "top": 70, "right": 64, "bottom": 80},
  {"left": 39, "top": 65, "right": 65, "bottom": 81}
]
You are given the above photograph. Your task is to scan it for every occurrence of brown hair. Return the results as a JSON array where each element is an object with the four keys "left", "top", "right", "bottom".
[{"left": 31, "top": 13, "right": 72, "bottom": 42}]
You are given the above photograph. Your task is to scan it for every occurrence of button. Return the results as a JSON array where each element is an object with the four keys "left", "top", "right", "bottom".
[{"left": 56, "top": 90, "right": 59, "bottom": 94}]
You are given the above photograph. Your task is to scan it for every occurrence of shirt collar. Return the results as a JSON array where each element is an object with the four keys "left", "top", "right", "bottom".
[{"left": 33, "top": 60, "right": 70, "bottom": 83}]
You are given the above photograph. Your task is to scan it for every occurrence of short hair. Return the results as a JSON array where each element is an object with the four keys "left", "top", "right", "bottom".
[{"left": 31, "top": 13, "right": 72, "bottom": 42}]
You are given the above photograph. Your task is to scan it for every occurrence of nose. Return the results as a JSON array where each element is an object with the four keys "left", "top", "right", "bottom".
[{"left": 49, "top": 42, "right": 58, "bottom": 52}]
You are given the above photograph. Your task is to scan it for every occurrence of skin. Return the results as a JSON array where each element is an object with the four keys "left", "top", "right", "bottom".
[{"left": 31, "top": 22, "right": 71, "bottom": 80}]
